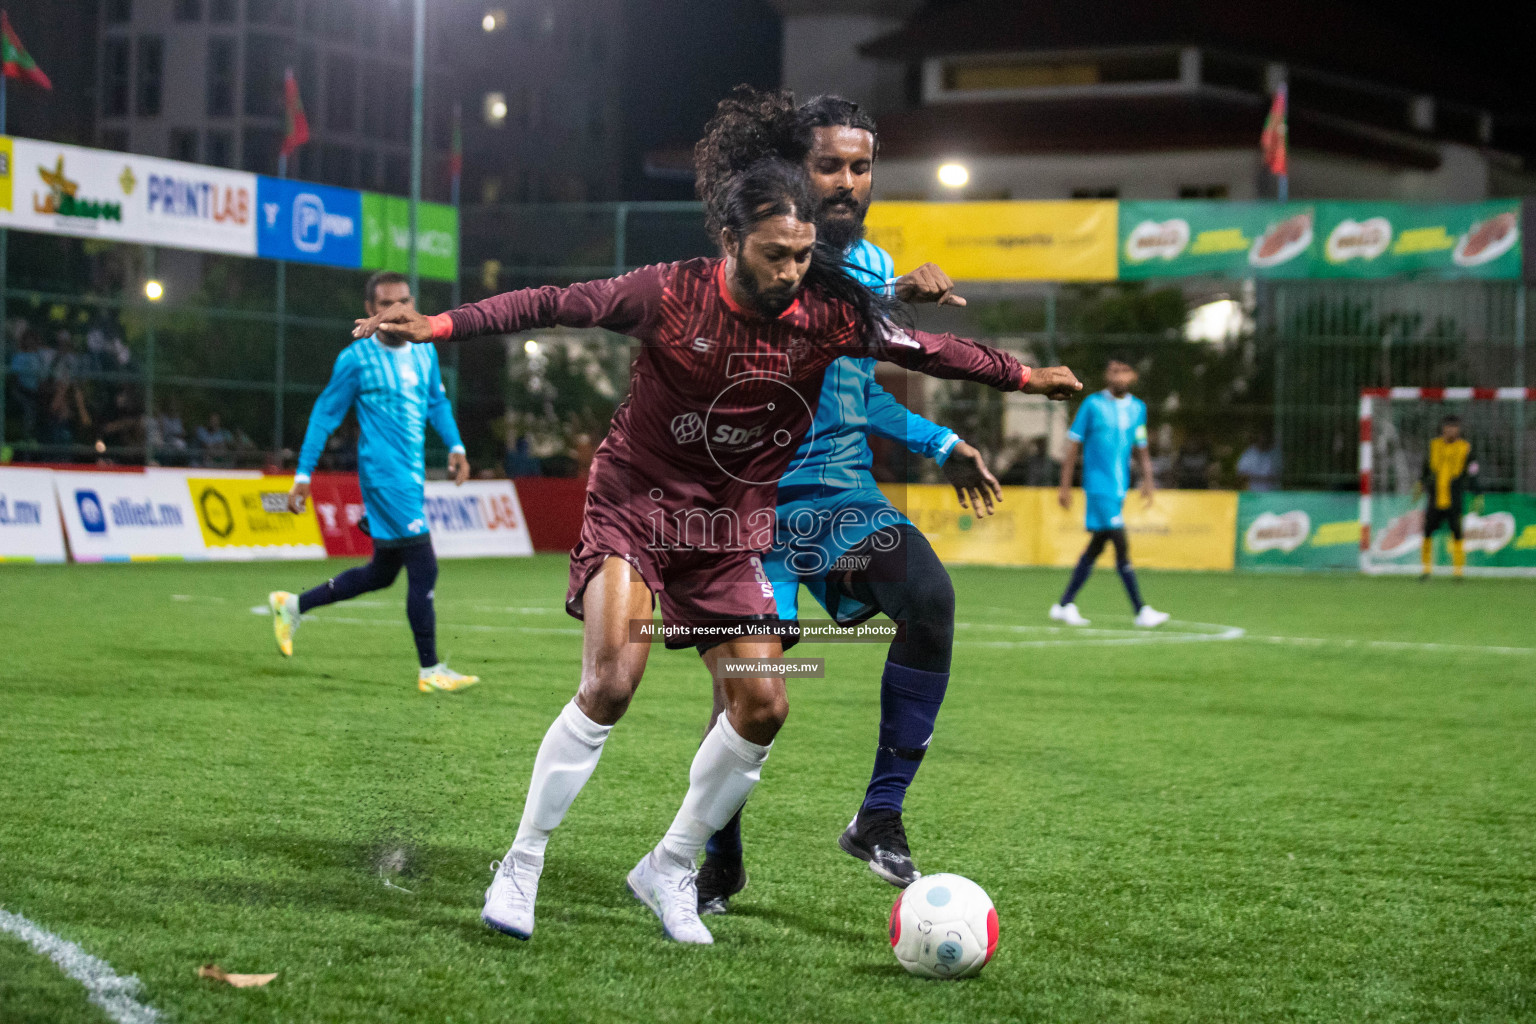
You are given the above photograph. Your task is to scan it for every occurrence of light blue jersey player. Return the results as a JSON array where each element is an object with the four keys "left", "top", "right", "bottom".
[
  {"left": 267, "top": 272, "right": 481, "bottom": 693},
  {"left": 1050, "top": 356, "right": 1169, "bottom": 628}
]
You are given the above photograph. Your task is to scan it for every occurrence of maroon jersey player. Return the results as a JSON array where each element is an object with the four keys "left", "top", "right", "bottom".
[{"left": 352, "top": 156, "right": 1081, "bottom": 946}]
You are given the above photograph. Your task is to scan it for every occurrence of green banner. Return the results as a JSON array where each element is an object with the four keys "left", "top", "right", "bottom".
[
  {"left": 1236, "top": 491, "right": 1362, "bottom": 571},
  {"left": 1366, "top": 493, "right": 1536, "bottom": 571},
  {"left": 1119, "top": 200, "right": 1522, "bottom": 281},
  {"left": 361, "top": 192, "right": 459, "bottom": 282}
]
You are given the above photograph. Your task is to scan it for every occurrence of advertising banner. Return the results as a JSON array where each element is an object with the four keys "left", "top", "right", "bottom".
[
  {"left": 1119, "top": 201, "right": 1317, "bottom": 279},
  {"left": 308, "top": 473, "right": 373, "bottom": 558},
  {"left": 0, "top": 135, "right": 257, "bottom": 255},
  {"left": 0, "top": 468, "right": 67, "bottom": 563},
  {"left": 186, "top": 476, "right": 327, "bottom": 560},
  {"left": 361, "top": 193, "right": 460, "bottom": 282},
  {"left": 1235, "top": 491, "right": 1360, "bottom": 571},
  {"left": 423, "top": 480, "right": 534, "bottom": 558},
  {"left": 880, "top": 484, "right": 1041, "bottom": 566},
  {"left": 53, "top": 470, "right": 206, "bottom": 562},
  {"left": 1039, "top": 489, "right": 1238, "bottom": 570},
  {"left": 865, "top": 201, "right": 1118, "bottom": 282},
  {"left": 254, "top": 175, "right": 363, "bottom": 267},
  {"left": 1367, "top": 493, "right": 1536, "bottom": 572},
  {"left": 1313, "top": 201, "right": 1521, "bottom": 279}
]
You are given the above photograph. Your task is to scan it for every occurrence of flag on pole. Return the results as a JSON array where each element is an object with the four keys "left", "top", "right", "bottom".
[
  {"left": 447, "top": 102, "right": 463, "bottom": 183},
  {"left": 279, "top": 67, "right": 310, "bottom": 159},
  {"left": 1261, "top": 84, "right": 1288, "bottom": 176},
  {"left": 1, "top": 12, "right": 52, "bottom": 90}
]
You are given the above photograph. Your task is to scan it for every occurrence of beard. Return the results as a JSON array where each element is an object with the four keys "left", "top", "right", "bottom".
[
  {"left": 733, "top": 259, "right": 798, "bottom": 318},
  {"left": 816, "top": 192, "right": 869, "bottom": 253}
]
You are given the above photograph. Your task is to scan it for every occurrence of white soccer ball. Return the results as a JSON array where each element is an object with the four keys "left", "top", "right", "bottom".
[{"left": 889, "top": 872, "right": 998, "bottom": 979}]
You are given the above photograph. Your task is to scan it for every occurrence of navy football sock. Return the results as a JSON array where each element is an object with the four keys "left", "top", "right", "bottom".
[
  {"left": 1117, "top": 563, "right": 1145, "bottom": 612},
  {"left": 1060, "top": 554, "right": 1095, "bottom": 606},
  {"left": 861, "top": 661, "right": 949, "bottom": 816},
  {"left": 401, "top": 543, "right": 440, "bottom": 668},
  {"left": 705, "top": 807, "right": 743, "bottom": 861}
]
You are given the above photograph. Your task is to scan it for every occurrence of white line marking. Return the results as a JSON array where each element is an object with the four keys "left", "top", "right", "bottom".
[
  {"left": 955, "top": 619, "right": 1246, "bottom": 648},
  {"left": 0, "top": 907, "right": 161, "bottom": 1024},
  {"left": 1249, "top": 634, "right": 1535, "bottom": 657}
]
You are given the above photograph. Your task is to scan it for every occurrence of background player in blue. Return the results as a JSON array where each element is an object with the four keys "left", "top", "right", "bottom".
[
  {"left": 1050, "top": 356, "right": 1170, "bottom": 629},
  {"left": 693, "top": 90, "right": 1016, "bottom": 911},
  {"left": 266, "top": 271, "right": 481, "bottom": 693}
]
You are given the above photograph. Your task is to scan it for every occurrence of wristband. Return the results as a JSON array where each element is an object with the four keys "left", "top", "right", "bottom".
[
  {"left": 1018, "top": 365, "right": 1032, "bottom": 391},
  {"left": 427, "top": 312, "right": 454, "bottom": 340}
]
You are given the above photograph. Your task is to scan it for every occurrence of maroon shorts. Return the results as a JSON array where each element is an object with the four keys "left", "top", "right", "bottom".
[{"left": 565, "top": 489, "right": 784, "bottom": 651}]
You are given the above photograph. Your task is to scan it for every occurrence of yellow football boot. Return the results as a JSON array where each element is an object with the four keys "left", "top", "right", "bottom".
[
  {"left": 268, "top": 590, "right": 300, "bottom": 657},
  {"left": 418, "top": 664, "right": 480, "bottom": 693}
]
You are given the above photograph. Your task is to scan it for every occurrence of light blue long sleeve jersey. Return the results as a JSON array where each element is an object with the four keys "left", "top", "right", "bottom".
[
  {"left": 296, "top": 335, "right": 465, "bottom": 545},
  {"left": 767, "top": 237, "right": 961, "bottom": 621}
]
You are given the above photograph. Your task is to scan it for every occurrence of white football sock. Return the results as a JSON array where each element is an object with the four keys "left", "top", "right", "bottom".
[
  {"left": 510, "top": 699, "right": 613, "bottom": 861},
  {"left": 659, "top": 714, "right": 772, "bottom": 866}
]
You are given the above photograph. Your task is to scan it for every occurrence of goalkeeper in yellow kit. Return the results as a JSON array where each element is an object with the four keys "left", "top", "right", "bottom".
[{"left": 1416, "top": 415, "right": 1483, "bottom": 579}]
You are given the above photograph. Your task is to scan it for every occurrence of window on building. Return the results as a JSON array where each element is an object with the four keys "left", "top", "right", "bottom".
[
  {"left": 322, "top": 0, "right": 358, "bottom": 42},
  {"left": 587, "top": 98, "right": 604, "bottom": 140},
  {"left": 242, "top": 33, "right": 290, "bottom": 117},
  {"left": 320, "top": 145, "right": 357, "bottom": 188},
  {"left": 206, "top": 37, "right": 236, "bottom": 116},
  {"left": 174, "top": 0, "right": 202, "bottom": 21},
  {"left": 205, "top": 129, "right": 234, "bottom": 167},
  {"left": 358, "top": 149, "right": 378, "bottom": 189},
  {"left": 106, "top": 0, "right": 133, "bottom": 23},
  {"left": 103, "top": 37, "right": 130, "bottom": 117},
  {"left": 242, "top": 126, "right": 282, "bottom": 174},
  {"left": 170, "top": 128, "right": 200, "bottom": 162},
  {"left": 100, "top": 128, "right": 130, "bottom": 152},
  {"left": 326, "top": 56, "right": 358, "bottom": 132},
  {"left": 1178, "top": 184, "right": 1229, "bottom": 199},
  {"left": 384, "top": 154, "right": 409, "bottom": 195},
  {"left": 135, "top": 37, "right": 164, "bottom": 117},
  {"left": 1070, "top": 186, "right": 1119, "bottom": 199},
  {"left": 247, "top": 0, "right": 296, "bottom": 26},
  {"left": 942, "top": 52, "right": 1181, "bottom": 95},
  {"left": 589, "top": 22, "right": 604, "bottom": 60},
  {"left": 209, "top": 0, "right": 236, "bottom": 21}
]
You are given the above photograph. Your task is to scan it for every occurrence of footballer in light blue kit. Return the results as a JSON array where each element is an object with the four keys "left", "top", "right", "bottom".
[
  {"left": 1050, "top": 356, "right": 1169, "bottom": 628},
  {"left": 697, "top": 93, "right": 1025, "bottom": 910},
  {"left": 266, "top": 271, "right": 482, "bottom": 692}
]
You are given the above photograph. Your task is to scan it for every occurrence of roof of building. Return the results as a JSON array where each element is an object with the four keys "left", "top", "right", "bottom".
[
  {"left": 859, "top": 0, "right": 1511, "bottom": 110},
  {"left": 875, "top": 92, "right": 1442, "bottom": 170}
]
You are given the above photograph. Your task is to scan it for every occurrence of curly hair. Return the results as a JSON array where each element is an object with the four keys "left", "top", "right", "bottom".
[{"left": 694, "top": 85, "right": 800, "bottom": 237}]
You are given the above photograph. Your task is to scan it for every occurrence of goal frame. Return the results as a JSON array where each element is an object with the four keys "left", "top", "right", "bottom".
[{"left": 1359, "top": 387, "right": 1536, "bottom": 576}]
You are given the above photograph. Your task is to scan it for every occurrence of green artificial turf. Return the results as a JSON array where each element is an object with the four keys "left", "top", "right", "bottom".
[{"left": 1, "top": 557, "right": 1533, "bottom": 1023}]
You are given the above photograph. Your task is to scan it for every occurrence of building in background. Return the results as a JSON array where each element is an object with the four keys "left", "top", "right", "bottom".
[
  {"left": 5, "top": 1, "right": 99, "bottom": 146},
  {"left": 777, "top": 0, "right": 1535, "bottom": 202}
]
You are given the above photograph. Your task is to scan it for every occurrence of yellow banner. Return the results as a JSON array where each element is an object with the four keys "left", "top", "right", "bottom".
[
  {"left": 882, "top": 485, "right": 1237, "bottom": 570},
  {"left": 187, "top": 476, "right": 325, "bottom": 552},
  {"left": 0, "top": 137, "right": 12, "bottom": 212},
  {"left": 864, "top": 201, "right": 1118, "bottom": 282}
]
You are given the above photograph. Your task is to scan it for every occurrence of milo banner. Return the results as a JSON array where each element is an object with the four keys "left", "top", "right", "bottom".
[
  {"left": 1236, "top": 492, "right": 1360, "bottom": 571},
  {"left": 865, "top": 201, "right": 1118, "bottom": 282},
  {"left": 1120, "top": 200, "right": 1521, "bottom": 280},
  {"left": 1366, "top": 493, "right": 1536, "bottom": 573}
]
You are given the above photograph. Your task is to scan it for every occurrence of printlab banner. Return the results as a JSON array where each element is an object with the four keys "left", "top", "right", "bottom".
[
  {"left": 866, "top": 201, "right": 1119, "bottom": 282},
  {"left": 1120, "top": 200, "right": 1522, "bottom": 280},
  {"left": 423, "top": 480, "right": 534, "bottom": 558},
  {"left": 0, "top": 135, "right": 257, "bottom": 255},
  {"left": 1235, "top": 491, "right": 1361, "bottom": 571},
  {"left": 53, "top": 470, "right": 207, "bottom": 562},
  {"left": 1366, "top": 493, "right": 1536, "bottom": 572},
  {"left": 0, "top": 468, "right": 67, "bottom": 563}
]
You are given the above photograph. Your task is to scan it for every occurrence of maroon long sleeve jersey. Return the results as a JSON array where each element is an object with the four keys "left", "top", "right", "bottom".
[{"left": 436, "top": 258, "right": 1028, "bottom": 549}]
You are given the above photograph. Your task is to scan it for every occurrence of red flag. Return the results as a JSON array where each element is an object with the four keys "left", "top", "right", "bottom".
[
  {"left": 1261, "top": 85, "right": 1287, "bottom": 176},
  {"left": 279, "top": 68, "right": 310, "bottom": 159},
  {"left": 2, "top": 12, "right": 52, "bottom": 90}
]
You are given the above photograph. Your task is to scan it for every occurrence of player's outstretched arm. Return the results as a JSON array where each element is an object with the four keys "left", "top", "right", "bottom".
[
  {"left": 1058, "top": 439, "right": 1081, "bottom": 510},
  {"left": 893, "top": 262, "right": 966, "bottom": 307},
  {"left": 864, "top": 324, "right": 1081, "bottom": 399},
  {"left": 352, "top": 267, "right": 666, "bottom": 344},
  {"left": 942, "top": 441, "right": 1004, "bottom": 517},
  {"left": 863, "top": 376, "right": 1000, "bottom": 515},
  {"left": 290, "top": 352, "right": 361, "bottom": 512}
]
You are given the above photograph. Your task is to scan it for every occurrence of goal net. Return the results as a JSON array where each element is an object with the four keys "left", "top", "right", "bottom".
[{"left": 1359, "top": 387, "right": 1536, "bottom": 576}]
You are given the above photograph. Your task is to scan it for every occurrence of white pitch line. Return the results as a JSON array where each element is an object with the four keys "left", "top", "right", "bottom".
[
  {"left": 1249, "top": 634, "right": 1535, "bottom": 657},
  {"left": 0, "top": 908, "right": 160, "bottom": 1024}
]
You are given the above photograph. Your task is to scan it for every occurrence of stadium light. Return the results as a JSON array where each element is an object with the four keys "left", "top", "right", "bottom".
[
  {"left": 1184, "top": 298, "right": 1249, "bottom": 344},
  {"left": 144, "top": 280, "right": 164, "bottom": 301},
  {"left": 524, "top": 339, "right": 541, "bottom": 355},
  {"left": 485, "top": 93, "right": 508, "bottom": 126},
  {"left": 483, "top": 13, "right": 495, "bottom": 31},
  {"left": 937, "top": 163, "right": 970, "bottom": 189}
]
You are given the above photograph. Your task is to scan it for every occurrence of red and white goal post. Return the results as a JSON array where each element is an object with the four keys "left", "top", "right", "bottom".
[{"left": 1359, "top": 387, "right": 1536, "bottom": 576}]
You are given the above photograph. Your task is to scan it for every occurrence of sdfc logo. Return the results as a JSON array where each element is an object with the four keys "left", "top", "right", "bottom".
[{"left": 671, "top": 412, "right": 705, "bottom": 444}]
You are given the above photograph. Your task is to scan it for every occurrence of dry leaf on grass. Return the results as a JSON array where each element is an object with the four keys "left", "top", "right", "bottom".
[{"left": 198, "top": 963, "right": 279, "bottom": 987}]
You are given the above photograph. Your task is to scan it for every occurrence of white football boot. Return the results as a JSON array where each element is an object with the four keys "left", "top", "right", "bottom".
[
  {"left": 482, "top": 852, "right": 541, "bottom": 940},
  {"left": 1134, "top": 605, "right": 1171, "bottom": 628},
  {"left": 1049, "top": 602, "right": 1091, "bottom": 626},
  {"left": 627, "top": 849, "right": 714, "bottom": 945}
]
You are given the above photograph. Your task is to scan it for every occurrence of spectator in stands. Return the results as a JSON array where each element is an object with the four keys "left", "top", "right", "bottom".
[
  {"left": 158, "top": 403, "right": 189, "bottom": 458},
  {"left": 44, "top": 332, "right": 92, "bottom": 447},
  {"left": 1237, "top": 431, "right": 1281, "bottom": 491},
  {"left": 503, "top": 435, "right": 542, "bottom": 478},
  {"left": 1020, "top": 438, "right": 1060, "bottom": 486},
  {"left": 1174, "top": 436, "right": 1215, "bottom": 490},
  {"left": 7, "top": 328, "right": 46, "bottom": 442},
  {"left": 99, "top": 387, "right": 146, "bottom": 454},
  {"left": 195, "top": 412, "right": 235, "bottom": 467}
]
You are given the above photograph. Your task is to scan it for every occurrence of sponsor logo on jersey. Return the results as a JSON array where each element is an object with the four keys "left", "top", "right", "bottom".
[{"left": 671, "top": 412, "right": 705, "bottom": 444}]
